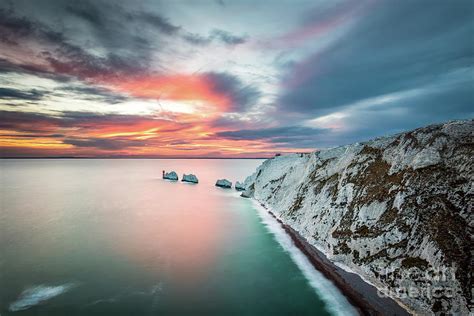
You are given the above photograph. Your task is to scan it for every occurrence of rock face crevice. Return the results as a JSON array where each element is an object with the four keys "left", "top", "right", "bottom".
[{"left": 244, "top": 120, "right": 473, "bottom": 315}]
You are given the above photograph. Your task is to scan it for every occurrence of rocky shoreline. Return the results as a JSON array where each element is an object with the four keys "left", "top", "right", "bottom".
[{"left": 266, "top": 208, "right": 410, "bottom": 316}]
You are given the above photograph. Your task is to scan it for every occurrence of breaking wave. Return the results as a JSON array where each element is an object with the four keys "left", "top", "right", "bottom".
[
  {"left": 9, "top": 283, "right": 76, "bottom": 312},
  {"left": 253, "top": 201, "right": 358, "bottom": 316}
]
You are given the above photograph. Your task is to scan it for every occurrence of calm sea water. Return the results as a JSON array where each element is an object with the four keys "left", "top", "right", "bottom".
[{"left": 0, "top": 159, "right": 354, "bottom": 315}]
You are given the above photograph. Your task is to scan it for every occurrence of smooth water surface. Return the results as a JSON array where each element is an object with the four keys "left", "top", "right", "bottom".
[{"left": 1, "top": 159, "right": 338, "bottom": 315}]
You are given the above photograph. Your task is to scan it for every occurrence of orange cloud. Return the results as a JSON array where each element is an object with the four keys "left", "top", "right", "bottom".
[
  {"left": 108, "top": 74, "right": 231, "bottom": 112},
  {"left": 0, "top": 110, "right": 313, "bottom": 158}
]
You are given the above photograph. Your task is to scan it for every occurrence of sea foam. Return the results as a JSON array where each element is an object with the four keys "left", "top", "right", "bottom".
[
  {"left": 9, "top": 283, "right": 76, "bottom": 312},
  {"left": 253, "top": 201, "right": 358, "bottom": 316}
]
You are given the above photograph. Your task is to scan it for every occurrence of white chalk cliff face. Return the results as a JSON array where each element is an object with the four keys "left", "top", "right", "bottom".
[{"left": 244, "top": 120, "right": 472, "bottom": 315}]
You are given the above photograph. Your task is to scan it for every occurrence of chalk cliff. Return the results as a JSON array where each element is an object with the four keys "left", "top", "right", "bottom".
[{"left": 244, "top": 120, "right": 472, "bottom": 315}]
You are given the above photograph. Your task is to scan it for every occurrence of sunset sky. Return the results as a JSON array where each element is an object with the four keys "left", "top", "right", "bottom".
[{"left": 0, "top": 0, "right": 472, "bottom": 158}]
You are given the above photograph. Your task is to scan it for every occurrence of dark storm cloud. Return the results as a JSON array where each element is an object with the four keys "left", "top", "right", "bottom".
[
  {"left": 216, "top": 125, "right": 327, "bottom": 147},
  {"left": 206, "top": 72, "right": 261, "bottom": 111},
  {"left": 0, "top": 87, "right": 45, "bottom": 101}
]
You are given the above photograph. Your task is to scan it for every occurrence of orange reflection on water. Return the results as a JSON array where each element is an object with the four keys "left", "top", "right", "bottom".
[{"left": 104, "top": 181, "right": 230, "bottom": 286}]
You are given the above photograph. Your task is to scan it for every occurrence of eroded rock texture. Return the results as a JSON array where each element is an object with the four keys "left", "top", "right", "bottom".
[{"left": 244, "top": 120, "right": 473, "bottom": 315}]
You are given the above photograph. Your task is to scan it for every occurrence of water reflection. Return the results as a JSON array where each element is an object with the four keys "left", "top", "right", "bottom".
[
  {"left": 108, "top": 192, "right": 229, "bottom": 284},
  {"left": 1, "top": 159, "right": 332, "bottom": 315}
]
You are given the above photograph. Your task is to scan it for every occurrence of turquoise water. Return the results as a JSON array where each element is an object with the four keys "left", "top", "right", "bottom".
[{"left": 0, "top": 159, "right": 343, "bottom": 315}]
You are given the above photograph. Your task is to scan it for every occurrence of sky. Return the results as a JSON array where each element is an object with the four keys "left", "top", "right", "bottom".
[{"left": 0, "top": 0, "right": 472, "bottom": 158}]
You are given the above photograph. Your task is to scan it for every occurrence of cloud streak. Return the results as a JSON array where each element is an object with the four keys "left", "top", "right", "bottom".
[
  {"left": 0, "top": 87, "right": 45, "bottom": 101},
  {"left": 0, "top": 0, "right": 472, "bottom": 157}
]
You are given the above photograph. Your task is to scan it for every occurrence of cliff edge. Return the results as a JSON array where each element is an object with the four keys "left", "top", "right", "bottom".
[{"left": 244, "top": 120, "right": 473, "bottom": 315}]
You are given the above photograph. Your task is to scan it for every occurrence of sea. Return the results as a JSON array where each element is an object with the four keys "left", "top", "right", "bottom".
[{"left": 0, "top": 159, "right": 356, "bottom": 315}]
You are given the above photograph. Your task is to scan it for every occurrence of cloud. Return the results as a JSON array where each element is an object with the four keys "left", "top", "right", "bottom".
[
  {"left": 0, "top": 87, "right": 45, "bottom": 101},
  {"left": 0, "top": 110, "right": 60, "bottom": 133},
  {"left": 266, "top": 0, "right": 474, "bottom": 149},
  {"left": 65, "top": 0, "right": 245, "bottom": 49},
  {"left": 0, "top": 109, "right": 312, "bottom": 157},
  {"left": 211, "top": 29, "right": 247, "bottom": 45},
  {"left": 183, "top": 29, "right": 247, "bottom": 46},
  {"left": 209, "top": 114, "right": 265, "bottom": 130},
  {"left": 265, "top": 0, "right": 366, "bottom": 49},
  {"left": 277, "top": 0, "right": 473, "bottom": 116},
  {"left": 0, "top": 110, "right": 180, "bottom": 134},
  {"left": 106, "top": 71, "right": 260, "bottom": 112},
  {"left": 57, "top": 85, "right": 129, "bottom": 104},
  {"left": 182, "top": 32, "right": 212, "bottom": 46},
  {"left": 0, "top": 3, "right": 156, "bottom": 81},
  {"left": 205, "top": 72, "right": 261, "bottom": 112},
  {"left": 135, "top": 12, "right": 181, "bottom": 35},
  {"left": 0, "top": 7, "right": 49, "bottom": 44},
  {"left": 0, "top": 0, "right": 472, "bottom": 157},
  {"left": 0, "top": 110, "right": 195, "bottom": 155},
  {"left": 63, "top": 137, "right": 147, "bottom": 150},
  {"left": 215, "top": 125, "right": 327, "bottom": 148},
  {"left": 65, "top": 1, "right": 107, "bottom": 28},
  {"left": 0, "top": 2, "right": 249, "bottom": 111},
  {"left": 302, "top": 73, "right": 474, "bottom": 147},
  {"left": 66, "top": 1, "right": 180, "bottom": 35}
]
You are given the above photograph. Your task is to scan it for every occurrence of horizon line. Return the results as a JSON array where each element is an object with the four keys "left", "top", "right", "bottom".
[{"left": 0, "top": 156, "right": 271, "bottom": 160}]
